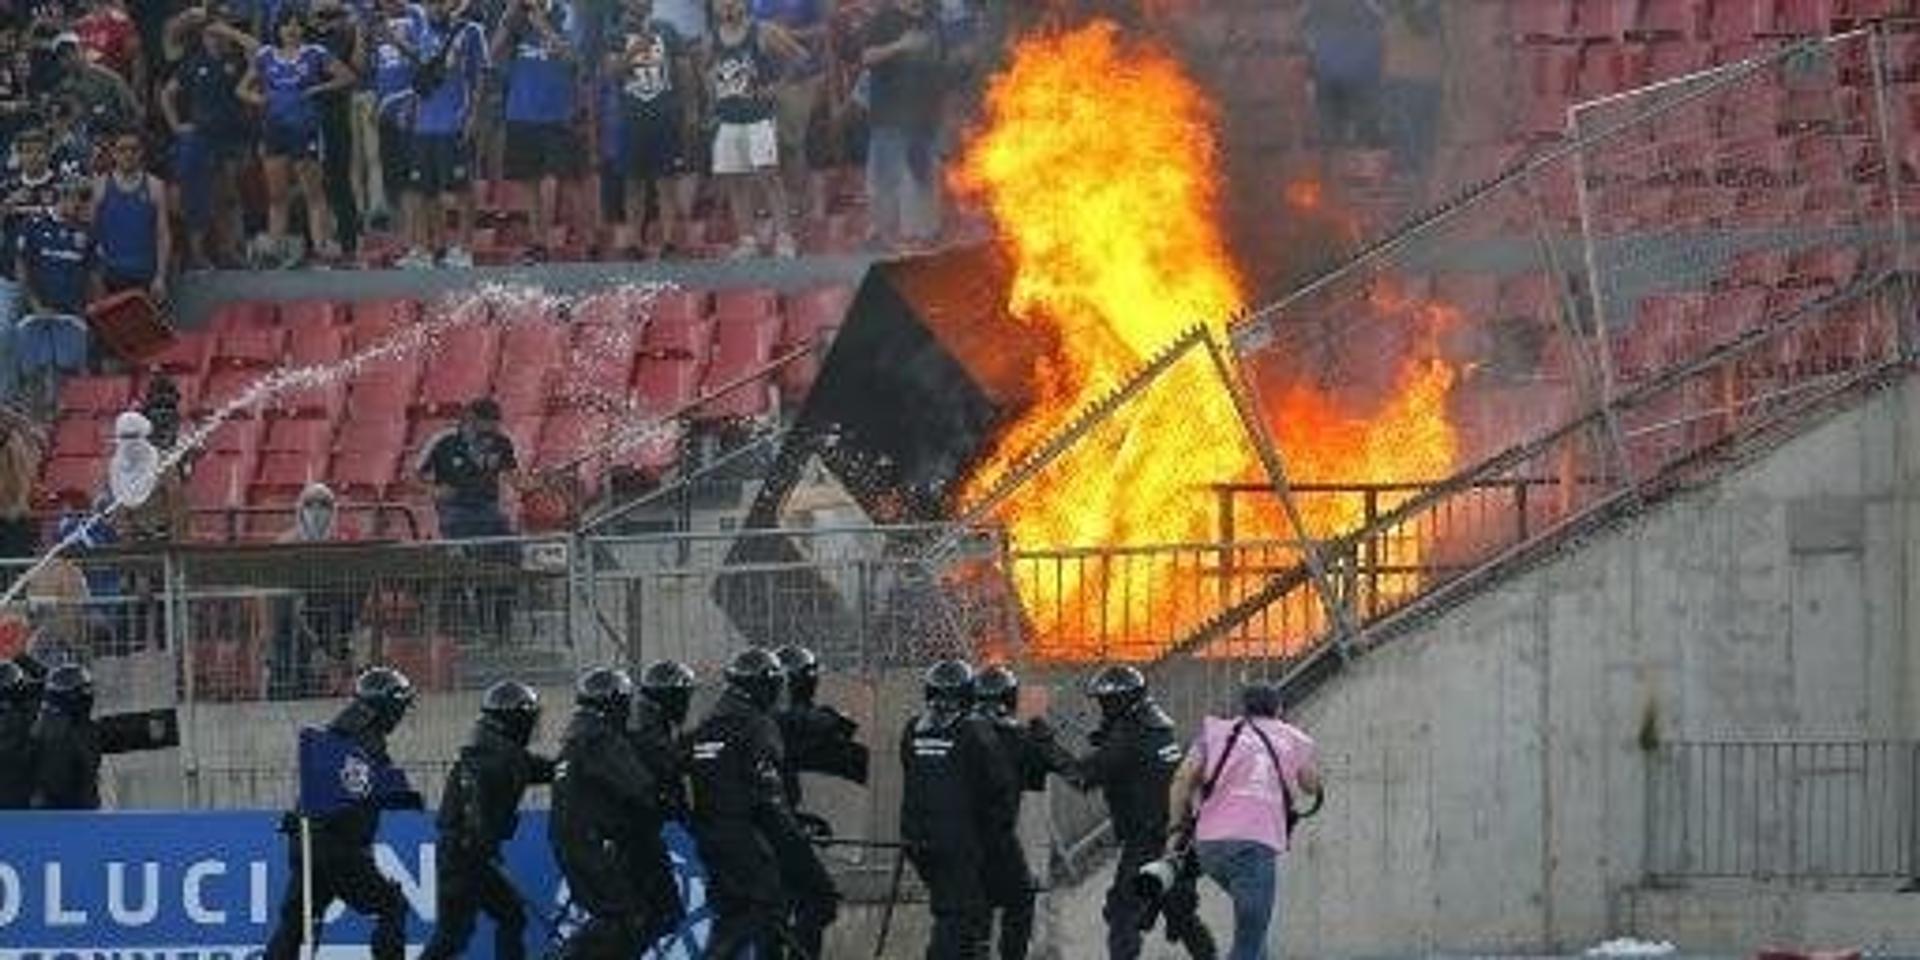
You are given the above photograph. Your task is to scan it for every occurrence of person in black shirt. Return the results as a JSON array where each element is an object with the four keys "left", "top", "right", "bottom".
[
  {"left": 29, "top": 662, "right": 101, "bottom": 809},
  {"left": 859, "top": 0, "right": 942, "bottom": 252},
  {"left": 418, "top": 396, "right": 520, "bottom": 539},
  {"left": 0, "top": 659, "right": 39, "bottom": 809},
  {"left": 161, "top": 14, "right": 254, "bottom": 268}
]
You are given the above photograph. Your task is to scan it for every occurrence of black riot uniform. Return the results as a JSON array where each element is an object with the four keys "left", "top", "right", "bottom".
[
  {"left": 549, "top": 668, "right": 684, "bottom": 959},
  {"left": 971, "top": 665, "right": 1075, "bottom": 960},
  {"left": 265, "top": 667, "right": 423, "bottom": 960},
  {"left": 29, "top": 663, "right": 102, "bottom": 810},
  {"left": 689, "top": 648, "right": 837, "bottom": 958},
  {"left": 420, "top": 681, "right": 556, "bottom": 960},
  {"left": 1073, "top": 666, "right": 1216, "bottom": 960},
  {"left": 0, "top": 660, "right": 40, "bottom": 809},
  {"left": 900, "top": 660, "right": 1017, "bottom": 960},
  {"left": 632, "top": 660, "right": 696, "bottom": 821},
  {"left": 772, "top": 644, "right": 869, "bottom": 812}
]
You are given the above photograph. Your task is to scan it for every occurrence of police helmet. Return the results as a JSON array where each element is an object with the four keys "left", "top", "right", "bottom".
[
  {"left": 575, "top": 667, "right": 635, "bottom": 719},
  {"left": 974, "top": 663, "right": 1018, "bottom": 715},
  {"left": 639, "top": 659, "right": 696, "bottom": 726},
  {"left": 354, "top": 666, "right": 416, "bottom": 730},
  {"left": 774, "top": 643, "right": 820, "bottom": 705},
  {"left": 724, "top": 648, "right": 785, "bottom": 711},
  {"left": 44, "top": 662, "right": 93, "bottom": 718},
  {"left": 480, "top": 680, "right": 542, "bottom": 745},
  {"left": 1087, "top": 664, "right": 1147, "bottom": 721},
  {"left": 0, "top": 661, "right": 31, "bottom": 705},
  {"left": 922, "top": 658, "right": 975, "bottom": 709}
]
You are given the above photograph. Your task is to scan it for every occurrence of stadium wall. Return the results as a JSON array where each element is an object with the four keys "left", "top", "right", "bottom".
[{"left": 1271, "top": 376, "right": 1920, "bottom": 955}]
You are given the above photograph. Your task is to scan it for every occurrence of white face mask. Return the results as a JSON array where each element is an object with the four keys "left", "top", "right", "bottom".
[
  {"left": 109, "top": 435, "right": 159, "bottom": 509},
  {"left": 298, "top": 503, "right": 335, "bottom": 539}
]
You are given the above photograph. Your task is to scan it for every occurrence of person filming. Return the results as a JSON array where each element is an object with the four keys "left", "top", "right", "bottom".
[{"left": 1165, "top": 680, "right": 1322, "bottom": 960}]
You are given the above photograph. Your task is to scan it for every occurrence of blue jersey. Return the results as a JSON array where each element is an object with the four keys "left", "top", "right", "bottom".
[
  {"left": 413, "top": 17, "right": 487, "bottom": 134},
  {"left": 255, "top": 44, "right": 333, "bottom": 131},
  {"left": 367, "top": 3, "right": 427, "bottom": 115},
  {"left": 94, "top": 175, "right": 158, "bottom": 282},
  {"left": 503, "top": 0, "right": 579, "bottom": 124},
  {"left": 17, "top": 214, "right": 94, "bottom": 315}
]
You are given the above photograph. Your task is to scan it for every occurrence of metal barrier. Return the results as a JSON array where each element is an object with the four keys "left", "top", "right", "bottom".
[{"left": 1647, "top": 740, "right": 1919, "bottom": 880}]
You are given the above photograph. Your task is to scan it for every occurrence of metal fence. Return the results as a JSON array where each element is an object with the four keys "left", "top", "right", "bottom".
[{"left": 1647, "top": 740, "right": 1919, "bottom": 880}]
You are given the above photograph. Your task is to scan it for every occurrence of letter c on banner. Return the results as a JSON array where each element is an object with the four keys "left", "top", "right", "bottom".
[
  {"left": 0, "top": 862, "right": 19, "bottom": 926},
  {"left": 184, "top": 860, "right": 228, "bottom": 924}
]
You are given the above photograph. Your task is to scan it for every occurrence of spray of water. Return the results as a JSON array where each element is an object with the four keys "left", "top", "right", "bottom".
[{"left": 0, "top": 280, "right": 733, "bottom": 612}]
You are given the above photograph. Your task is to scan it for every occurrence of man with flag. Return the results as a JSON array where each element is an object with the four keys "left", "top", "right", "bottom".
[{"left": 264, "top": 666, "right": 424, "bottom": 960}]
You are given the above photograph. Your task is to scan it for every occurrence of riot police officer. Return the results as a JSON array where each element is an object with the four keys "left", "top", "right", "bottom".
[
  {"left": 30, "top": 662, "right": 101, "bottom": 809},
  {"left": 550, "top": 668, "right": 683, "bottom": 959},
  {"left": 420, "top": 681, "right": 555, "bottom": 960},
  {"left": 0, "top": 661, "right": 39, "bottom": 808},
  {"left": 1073, "top": 665, "right": 1216, "bottom": 960},
  {"left": 900, "top": 659, "right": 1016, "bottom": 960},
  {"left": 971, "top": 664, "right": 1074, "bottom": 960},
  {"left": 265, "top": 667, "right": 422, "bottom": 960},
  {"left": 633, "top": 660, "right": 696, "bottom": 821},
  {"left": 690, "top": 648, "right": 835, "bottom": 958},
  {"left": 772, "top": 643, "right": 869, "bottom": 814}
]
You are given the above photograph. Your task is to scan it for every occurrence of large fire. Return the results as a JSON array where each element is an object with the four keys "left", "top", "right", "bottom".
[{"left": 954, "top": 21, "right": 1459, "bottom": 660}]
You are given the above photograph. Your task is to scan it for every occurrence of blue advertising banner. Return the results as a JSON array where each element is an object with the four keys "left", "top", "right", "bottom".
[{"left": 0, "top": 811, "right": 710, "bottom": 959}]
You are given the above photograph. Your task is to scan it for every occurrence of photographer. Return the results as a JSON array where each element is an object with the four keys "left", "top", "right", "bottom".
[{"left": 1164, "top": 681, "right": 1321, "bottom": 960}]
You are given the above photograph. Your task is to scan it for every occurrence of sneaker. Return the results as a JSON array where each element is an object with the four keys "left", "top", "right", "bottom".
[
  {"left": 773, "top": 232, "right": 798, "bottom": 259},
  {"left": 396, "top": 247, "right": 434, "bottom": 270},
  {"left": 520, "top": 245, "right": 547, "bottom": 265},
  {"left": 439, "top": 246, "right": 474, "bottom": 269}
]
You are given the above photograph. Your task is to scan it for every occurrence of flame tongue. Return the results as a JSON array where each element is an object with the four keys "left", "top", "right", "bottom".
[{"left": 955, "top": 19, "right": 1460, "bottom": 660}]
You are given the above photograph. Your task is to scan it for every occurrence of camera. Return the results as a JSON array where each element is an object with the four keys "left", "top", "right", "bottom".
[{"left": 1129, "top": 847, "right": 1195, "bottom": 932}]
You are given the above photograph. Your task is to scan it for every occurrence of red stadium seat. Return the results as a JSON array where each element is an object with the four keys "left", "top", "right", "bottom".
[
  {"left": 1722, "top": 246, "right": 1791, "bottom": 288},
  {"left": 696, "top": 315, "right": 781, "bottom": 422},
  {"left": 196, "top": 368, "right": 271, "bottom": 417},
  {"left": 1577, "top": 44, "right": 1630, "bottom": 96},
  {"left": 50, "top": 417, "right": 105, "bottom": 459},
  {"left": 1771, "top": 0, "right": 1836, "bottom": 35},
  {"left": 1705, "top": 287, "right": 1771, "bottom": 343},
  {"left": 344, "top": 355, "right": 423, "bottom": 422},
  {"left": 632, "top": 357, "right": 703, "bottom": 414},
  {"left": 538, "top": 410, "right": 612, "bottom": 468},
  {"left": 210, "top": 326, "right": 284, "bottom": 370},
  {"left": 496, "top": 322, "right": 566, "bottom": 417},
  {"left": 1707, "top": 0, "right": 1772, "bottom": 40},
  {"left": 184, "top": 450, "right": 257, "bottom": 508},
  {"left": 1631, "top": 40, "right": 1713, "bottom": 86},
  {"left": 640, "top": 312, "right": 713, "bottom": 361},
  {"left": 712, "top": 287, "right": 781, "bottom": 320},
  {"left": 1787, "top": 245, "right": 1863, "bottom": 287},
  {"left": 263, "top": 380, "right": 347, "bottom": 421},
  {"left": 350, "top": 299, "right": 420, "bottom": 346},
  {"left": 149, "top": 333, "right": 211, "bottom": 374},
  {"left": 287, "top": 322, "right": 348, "bottom": 368},
  {"left": 280, "top": 300, "right": 348, "bottom": 329},
  {"left": 1511, "top": 0, "right": 1576, "bottom": 42},
  {"left": 39, "top": 456, "right": 101, "bottom": 508},
  {"left": 646, "top": 288, "right": 712, "bottom": 324},
  {"left": 209, "top": 300, "right": 277, "bottom": 332},
  {"left": 57, "top": 376, "right": 133, "bottom": 417},
  {"left": 263, "top": 418, "right": 334, "bottom": 453},
  {"left": 415, "top": 325, "right": 502, "bottom": 416},
  {"left": 553, "top": 323, "right": 642, "bottom": 408},
  {"left": 329, "top": 447, "right": 403, "bottom": 499},
  {"left": 337, "top": 415, "right": 407, "bottom": 454},
  {"left": 1631, "top": 0, "right": 1700, "bottom": 39},
  {"left": 202, "top": 417, "right": 264, "bottom": 458},
  {"left": 251, "top": 449, "right": 330, "bottom": 499},
  {"left": 1574, "top": 0, "right": 1634, "bottom": 40}
]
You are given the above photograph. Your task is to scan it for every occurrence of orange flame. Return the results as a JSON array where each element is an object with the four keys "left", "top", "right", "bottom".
[{"left": 955, "top": 21, "right": 1460, "bottom": 661}]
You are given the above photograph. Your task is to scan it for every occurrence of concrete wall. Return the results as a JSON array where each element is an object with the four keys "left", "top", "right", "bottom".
[{"left": 1274, "top": 377, "right": 1920, "bottom": 957}]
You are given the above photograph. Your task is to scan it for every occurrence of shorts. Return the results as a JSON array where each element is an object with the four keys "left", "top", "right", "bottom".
[
  {"left": 261, "top": 120, "right": 320, "bottom": 160},
  {"left": 173, "top": 132, "right": 241, "bottom": 228},
  {"left": 378, "top": 118, "right": 413, "bottom": 191},
  {"left": 409, "top": 133, "right": 472, "bottom": 195},
  {"left": 711, "top": 118, "right": 777, "bottom": 176},
  {"left": 503, "top": 121, "right": 579, "bottom": 181},
  {"left": 624, "top": 109, "right": 688, "bottom": 181}
]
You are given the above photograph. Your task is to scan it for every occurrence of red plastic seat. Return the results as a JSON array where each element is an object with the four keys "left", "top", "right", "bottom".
[
  {"left": 646, "top": 288, "right": 712, "bottom": 324},
  {"left": 208, "top": 300, "right": 277, "bottom": 332},
  {"left": 344, "top": 356, "right": 423, "bottom": 421},
  {"left": 196, "top": 368, "right": 271, "bottom": 417},
  {"left": 287, "top": 322, "right": 347, "bottom": 368},
  {"left": 537, "top": 410, "right": 612, "bottom": 468},
  {"left": 496, "top": 322, "right": 566, "bottom": 417},
  {"left": 1577, "top": 44, "right": 1630, "bottom": 96},
  {"left": 263, "top": 418, "right": 334, "bottom": 454},
  {"left": 1574, "top": 0, "right": 1633, "bottom": 40},
  {"left": 184, "top": 451, "right": 257, "bottom": 508},
  {"left": 1707, "top": 0, "right": 1771, "bottom": 40},
  {"left": 329, "top": 448, "right": 403, "bottom": 499},
  {"left": 263, "top": 379, "right": 347, "bottom": 421},
  {"left": 1787, "top": 245, "right": 1862, "bottom": 287},
  {"left": 1772, "top": 0, "right": 1836, "bottom": 35},
  {"left": 251, "top": 449, "right": 330, "bottom": 499},
  {"left": 712, "top": 287, "right": 781, "bottom": 321},
  {"left": 280, "top": 300, "right": 347, "bottom": 329},
  {"left": 210, "top": 326, "right": 284, "bottom": 370},
  {"left": 632, "top": 357, "right": 703, "bottom": 414},
  {"left": 149, "top": 333, "right": 211, "bottom": 374},
  {"left": 1632, "top": 0, "right": 1699, "bottom": 38},
  {"left": 1511, "top": 0, "right": 1575, "bottom": 41},
  {"left": 415, "top": 325, "right": 502, "bottom": 416},
  {"left": 50, "top": 417, "right": 105, "bottom": 459},
  {"left": 57, "top": 375, "right": 134, "bottom": 417},
  {"left": 39, "top": 456, "right": 101, "bottom": 508},
  {"left": 1723, "top": 246, "right": 1791, "bottom": 287},
  {"left": 553, "top": 323, "right": 641, "bottom": 408},
  {"left": 202, "top": 417, "right": 264, "bottom": 458},
  {"left": 640, "top": 313, "right": 714, "bottom": 361},
  {"left": 696, "top": 315, "right": 781, "bottom": 422},
  {"left": 572, "top": 289, "right": 648, "bottom": 328},
  {"left": 1705, "top": 287, "right": 1771, "bottom": 342},
  {"left": 350, "top": 299, "right": 420, "bottom": 347},
  {"left": 336, "top": 415, "right": 407, "bottom": 454}
]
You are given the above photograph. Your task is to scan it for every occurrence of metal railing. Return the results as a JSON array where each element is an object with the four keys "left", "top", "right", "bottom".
[{"left": 1647, "top": 740, "right": 1919, "bottom": 880}]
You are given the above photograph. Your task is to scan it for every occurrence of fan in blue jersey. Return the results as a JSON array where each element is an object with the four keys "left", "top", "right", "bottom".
[
  {"left": 401, "top": 0, "right": 486, "bottom": 268},
  {"left": 489, "top": 0, "right": 580, "bottom": 262},
  {"left": 357, "top": 0, "right": 425, "bottom": 249},
  {"left": 238, "top": 10, "right": 356, "bottom": 267}
]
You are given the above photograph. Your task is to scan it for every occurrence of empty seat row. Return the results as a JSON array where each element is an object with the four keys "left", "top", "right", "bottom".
[{"left": 1509, "top": 0, "right": 1910, "bottom": 45}]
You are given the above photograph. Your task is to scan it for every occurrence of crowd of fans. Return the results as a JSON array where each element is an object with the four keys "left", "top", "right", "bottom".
[{"left": 0, "top": 0, "right": 977, "bottom": 300}]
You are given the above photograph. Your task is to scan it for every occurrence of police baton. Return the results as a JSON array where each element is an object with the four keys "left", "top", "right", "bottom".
[{"left": 873, "top": 843, "right": 909, "bottom": 960}]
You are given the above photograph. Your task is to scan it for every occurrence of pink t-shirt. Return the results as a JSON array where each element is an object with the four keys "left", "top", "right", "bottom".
[{"left": 1191, "top": 715, "right": 1317, "bottom": 853}]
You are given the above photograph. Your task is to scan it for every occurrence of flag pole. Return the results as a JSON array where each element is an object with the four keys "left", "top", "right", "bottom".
[{"left": 300, "top": 814, "right": 315, "bottom": 960}]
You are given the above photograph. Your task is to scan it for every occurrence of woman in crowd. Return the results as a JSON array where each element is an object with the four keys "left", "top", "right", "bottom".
[{"left": 237, "top": 10, "right": 356, "bottom": 267}]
